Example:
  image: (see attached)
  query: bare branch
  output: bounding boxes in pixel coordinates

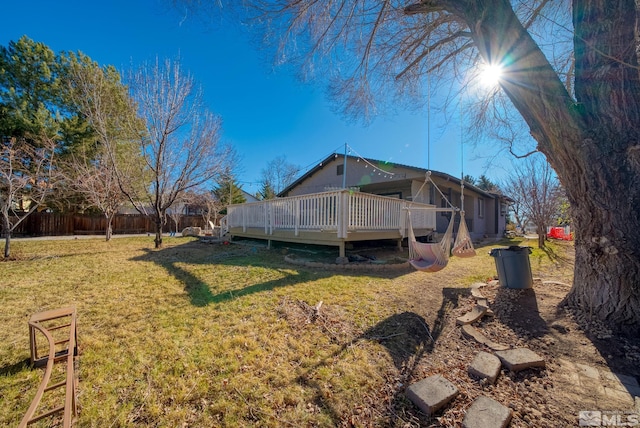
[1,136,59,257]
[404,1,444,16]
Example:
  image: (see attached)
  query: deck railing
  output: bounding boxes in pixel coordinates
[225,190,436,239]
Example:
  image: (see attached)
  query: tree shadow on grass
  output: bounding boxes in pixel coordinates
[131,240,409,307]
[293,287,466,426]
[132,244,329,307]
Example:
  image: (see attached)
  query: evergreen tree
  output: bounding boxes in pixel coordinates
[259,182,277,200]
[462,174,476,186]
[476,175,499,192]
[213,172,246,215]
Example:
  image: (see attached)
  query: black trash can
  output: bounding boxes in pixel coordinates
[489,246,533,289]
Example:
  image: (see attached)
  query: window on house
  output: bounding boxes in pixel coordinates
[441,194,450,218]
[478,198,485,218]
[337,164,344,176]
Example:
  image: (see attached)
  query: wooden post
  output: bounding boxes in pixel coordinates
[338,241,345,258]
[295,199,300,236]
[242,206,246,233]
[264,203,268,235]
[338,190,349,239]
[268,201,273,235]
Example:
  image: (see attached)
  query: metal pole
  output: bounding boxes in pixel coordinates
[342,143,348,189]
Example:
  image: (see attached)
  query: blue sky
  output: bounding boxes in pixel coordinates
[2,0,510,194]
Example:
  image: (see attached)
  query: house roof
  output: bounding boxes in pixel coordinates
[279,152,508,201]
[241,189,259,203]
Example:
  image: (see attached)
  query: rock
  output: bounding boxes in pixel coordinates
[181,226,202,236]
[406,374,459,416]
[495,348,546,372]
[463,395,512,428]
[461,325,510,351]
[468,351,502,385]
[476,298,489,308]
[471,288,485,299]
[456,305,488,325]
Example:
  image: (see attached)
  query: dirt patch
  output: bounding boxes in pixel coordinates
[279,240,640,426]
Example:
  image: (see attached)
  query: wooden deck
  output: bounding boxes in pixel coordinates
[223,190,437,257]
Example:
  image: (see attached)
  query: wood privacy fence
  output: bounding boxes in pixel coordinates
[8,212,205,237]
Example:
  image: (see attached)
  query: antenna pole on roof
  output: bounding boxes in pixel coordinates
[427,56,431,170]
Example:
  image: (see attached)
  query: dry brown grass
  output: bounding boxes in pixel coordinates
[0,235,571,427]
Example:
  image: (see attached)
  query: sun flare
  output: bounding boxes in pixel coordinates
[480,63,503,87]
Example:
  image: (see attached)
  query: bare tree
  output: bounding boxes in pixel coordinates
[65,53,141,241]
[167,199,185,237]
[259,155,300,197]
[125,58,231,248]
[504,184,528,236]
[505,156,561,248]
[177,0,640,335]
[66,153,125,240]
[0,136,57,258]
[189,188,223,233]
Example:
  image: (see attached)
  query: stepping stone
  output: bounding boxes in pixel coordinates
[462,395,512,428]
[406,374,459,416]
[456,305,488,325]
[602,371,640,396]
[471,288,485,299]
[495,348,546,372]
[468,351,502,385]
[461,325,510,351]
[476,298,488,308]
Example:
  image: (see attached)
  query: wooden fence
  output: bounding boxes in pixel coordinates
[8,213,205,237]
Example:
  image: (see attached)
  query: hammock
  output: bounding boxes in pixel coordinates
[452,211,476,258]
[407,210,456,272]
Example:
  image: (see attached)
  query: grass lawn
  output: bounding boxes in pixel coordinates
[0,235,541,427]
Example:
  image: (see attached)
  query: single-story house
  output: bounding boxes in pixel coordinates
[278,153,510,240]
[221,152,510,257]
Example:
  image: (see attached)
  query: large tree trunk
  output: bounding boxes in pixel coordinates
[455,0,640,335]
[563,0,640,336]
[565,154,640,336]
